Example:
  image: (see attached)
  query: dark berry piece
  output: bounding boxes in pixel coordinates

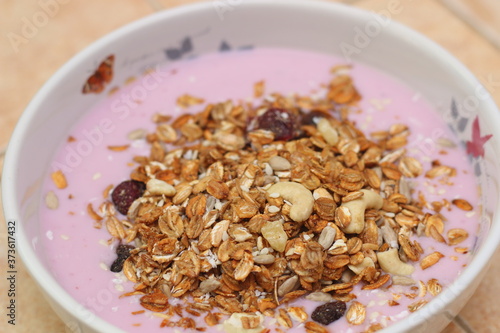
[111,180,146,215]
[110,257,126,272]
[301,110,330,126]
[110,244,134,273]
[256,108,298,141]
[116,244,134,257]
[311,301,347,326]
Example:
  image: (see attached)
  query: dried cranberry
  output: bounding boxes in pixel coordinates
[256,108,298,141]
[301,110,330,126]
[110,244,134,273]
[111,180,146,215]
[311,301,346,325]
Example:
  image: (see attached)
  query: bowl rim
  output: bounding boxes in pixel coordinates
[3,0,500,332]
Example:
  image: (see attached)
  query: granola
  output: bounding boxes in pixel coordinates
[91,68,473,331]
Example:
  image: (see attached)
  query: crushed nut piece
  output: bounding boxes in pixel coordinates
[51,170,68,189]
[45,191,59,210]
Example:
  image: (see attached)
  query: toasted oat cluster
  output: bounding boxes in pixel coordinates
[88,69,471,332]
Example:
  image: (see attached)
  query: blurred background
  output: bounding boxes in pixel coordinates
[1,0,500,332]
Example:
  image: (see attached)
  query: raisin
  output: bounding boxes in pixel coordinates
[110,244,134,273]
[116,244,134,257]
[110,258,125,272]
[311,301,347,326]
[256,108,298,141]
[111,180,146,215]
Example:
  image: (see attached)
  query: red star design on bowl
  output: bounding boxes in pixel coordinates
[466,116,492,158]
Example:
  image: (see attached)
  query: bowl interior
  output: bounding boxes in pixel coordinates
[4,1,500,332]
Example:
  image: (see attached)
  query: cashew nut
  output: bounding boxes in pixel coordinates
[317,118,339,146]
[267,182,314,222]
[339,189,383,234]
[348,257,375,275]
[147,179,176,196]
[223,313,264,333]
[376,248,415,276]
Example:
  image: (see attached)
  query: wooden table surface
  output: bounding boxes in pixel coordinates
[1,0,500,332]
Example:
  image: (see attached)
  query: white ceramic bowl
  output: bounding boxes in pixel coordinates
[3,1,500,332]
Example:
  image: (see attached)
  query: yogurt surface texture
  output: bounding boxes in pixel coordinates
[40,48,479,332]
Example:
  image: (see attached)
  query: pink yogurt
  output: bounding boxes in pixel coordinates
[39,48,479,332]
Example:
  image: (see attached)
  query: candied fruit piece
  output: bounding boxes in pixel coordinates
[110,244,134,272]
[256,108,298,141]
[311,301,347,325]
[111,180,146,215]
